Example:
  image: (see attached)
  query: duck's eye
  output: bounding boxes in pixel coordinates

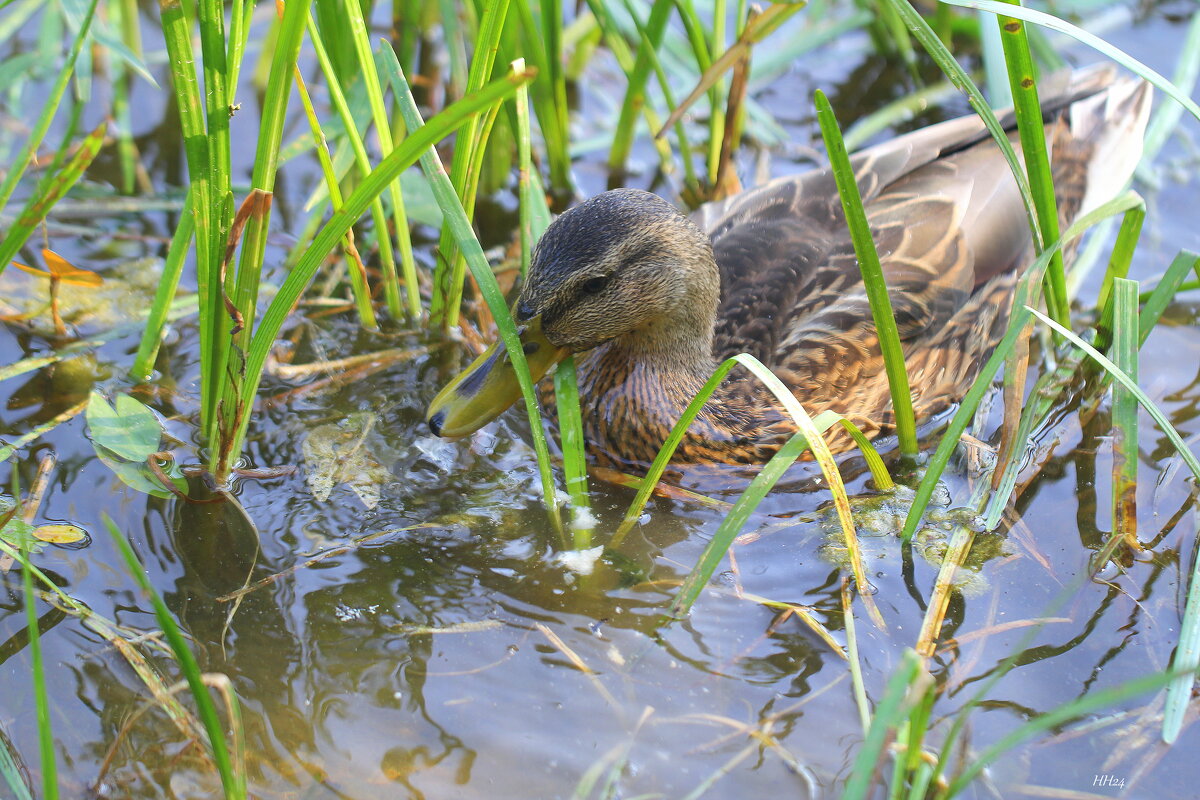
[581,276,609,295]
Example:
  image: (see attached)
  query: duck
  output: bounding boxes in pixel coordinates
[426,67,1151,470]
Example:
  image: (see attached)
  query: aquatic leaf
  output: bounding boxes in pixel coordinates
[0,508,41,554]
[302,414,388,509]
[92,446,185,500]
[86,392,162,462]
[32,523,86,545]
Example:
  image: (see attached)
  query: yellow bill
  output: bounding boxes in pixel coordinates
[426,317,568,438]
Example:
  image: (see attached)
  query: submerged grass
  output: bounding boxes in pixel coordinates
[19,543,57,800]
[102,514,245,799]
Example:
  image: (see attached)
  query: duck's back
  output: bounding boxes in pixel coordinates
[692,68,1151,437]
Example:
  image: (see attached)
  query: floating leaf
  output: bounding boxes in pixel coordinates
[32,523,86,544]
[302,413,388,510]
[92,445,186,500]
[86,391,162,462]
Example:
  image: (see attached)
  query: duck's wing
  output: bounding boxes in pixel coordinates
[700,66,1147,426]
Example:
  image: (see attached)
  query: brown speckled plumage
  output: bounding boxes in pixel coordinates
[521,69,1151,469]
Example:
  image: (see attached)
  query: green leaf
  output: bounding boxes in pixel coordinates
[92,444,185,500]
[85,392,163,462]
[0,503,41,554]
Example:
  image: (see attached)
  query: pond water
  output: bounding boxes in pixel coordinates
[1,3,1199,799]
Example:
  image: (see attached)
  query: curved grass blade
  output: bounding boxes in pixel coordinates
[948,0,1200,124]
[1024,306,1200,500]
[614,353,886,626]
[879,0,1041,247]
[102,515,245,799]
[388,64,565,529]
[945,667,1184,796]
[900,191,1145,542]
[814,89,917,459]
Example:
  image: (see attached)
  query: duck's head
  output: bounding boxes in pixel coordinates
[426,189,719,438]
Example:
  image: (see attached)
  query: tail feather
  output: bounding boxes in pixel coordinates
[1071,78,1153,217]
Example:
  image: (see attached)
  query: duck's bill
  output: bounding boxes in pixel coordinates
[426,318,568,438]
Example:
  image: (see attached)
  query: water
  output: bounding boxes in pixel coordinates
[1,3,1199,798]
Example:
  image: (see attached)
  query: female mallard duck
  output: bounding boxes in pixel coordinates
[427,68,1151,469]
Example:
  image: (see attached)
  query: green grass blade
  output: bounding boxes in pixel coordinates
[343,1,415,319]
[131,193,196,381]
[102,515,244,799]
[19,546,57,800]
[304,11,393,321]
[1025,305,1200,485]
[948,0,1200,125]
[1137,9,1200,181]
[607,0,672,174]
[554,356,590,546]
[1094,205,1145,352]
[879,0,1041,246]
[669,430,812,617]
[1139,250,1200,347]
[657,2,804,137]
[293,45,377,329]
[1164,509,1200,743]
[210,0,307,480]
[582,0,674,179]
[0,119,105,273]
[1109,278,1139,550]
[159,0,217,440]
[0,0,97,212]
[841,649,928,800]
[0,732,33,800]
[1017,310,1200,736]
[613,352,884,626]
[814,89,917,459]
[429,0,514,328]
[229,0,308,324]
[946,667,1182,796]
[514,56,549,275]
[617,0,700,195]
[992,2,1067,327]
[385,61,568,529]
[900,191,1145,541]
